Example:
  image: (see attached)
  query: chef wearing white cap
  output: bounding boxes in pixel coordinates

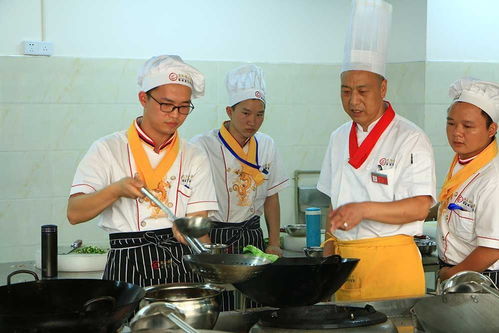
[191,64,289,310]
[437,78,499,285]
[318,0,436,301]
[67,55,218,286]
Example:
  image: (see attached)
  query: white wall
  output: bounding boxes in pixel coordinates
[1,0,427,63]
[427,0,499,62]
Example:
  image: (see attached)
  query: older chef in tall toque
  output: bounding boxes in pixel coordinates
[317,0,436,301]
[437,78,499,284]
[191,64,289,310]
[67,55,218,286]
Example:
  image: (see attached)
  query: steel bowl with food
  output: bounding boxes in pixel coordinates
[140,282,223,329]
[284,224,307,237]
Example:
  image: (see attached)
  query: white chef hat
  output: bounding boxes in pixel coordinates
[137,55,205,98]
[449,77,499,123]
[226,64,266,106]
[342,0,392,77]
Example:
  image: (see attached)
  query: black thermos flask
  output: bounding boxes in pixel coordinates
[41,224,58,278]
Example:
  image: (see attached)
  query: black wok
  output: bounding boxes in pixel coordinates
[0,270,145,333]
[233,255,359,308]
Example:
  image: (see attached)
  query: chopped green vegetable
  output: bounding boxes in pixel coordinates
[243,245,278,262]
[73,245,107,254]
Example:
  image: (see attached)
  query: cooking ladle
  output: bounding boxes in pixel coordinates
[442,270,499,299]
[140,187,211,254]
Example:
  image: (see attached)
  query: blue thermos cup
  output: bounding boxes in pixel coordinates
[306,207,321,247]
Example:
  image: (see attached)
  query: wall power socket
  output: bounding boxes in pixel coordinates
[23,40,54,56]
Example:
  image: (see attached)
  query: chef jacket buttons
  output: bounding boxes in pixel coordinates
[170,176,176,180]
[141,220,147,227]
[167,202,173,208]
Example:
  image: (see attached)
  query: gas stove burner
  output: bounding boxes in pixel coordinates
[257,304,388,330]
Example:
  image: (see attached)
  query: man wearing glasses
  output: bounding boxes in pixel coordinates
[67,55,218,286]
[191,64,289,310]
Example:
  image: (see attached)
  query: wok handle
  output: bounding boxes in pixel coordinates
[7,270,39,285]
[167,313,199,333]
[141,187,176,220]
[82,296,116,312]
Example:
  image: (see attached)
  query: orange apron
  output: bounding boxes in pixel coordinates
[326,234,425,301]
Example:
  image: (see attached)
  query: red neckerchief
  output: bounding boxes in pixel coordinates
[348,102,396,169]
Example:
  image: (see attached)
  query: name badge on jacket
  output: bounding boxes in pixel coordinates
[371,172,388,185]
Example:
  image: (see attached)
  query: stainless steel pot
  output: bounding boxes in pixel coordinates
[140,283,223,329]
[412,293,499,333]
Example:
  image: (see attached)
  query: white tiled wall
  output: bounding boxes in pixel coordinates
[1,56,498,262]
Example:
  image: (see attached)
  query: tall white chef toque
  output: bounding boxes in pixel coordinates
[137,55,205,98]
[342,0,393,77]
[449,78,499,123]
[226,64,266,106]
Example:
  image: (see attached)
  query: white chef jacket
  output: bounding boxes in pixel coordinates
[191,129,289,222]
[438,155,499,270]
[70,128,218,233]
[317,112,436,240]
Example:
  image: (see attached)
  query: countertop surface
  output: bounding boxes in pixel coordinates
[0,261,104,286]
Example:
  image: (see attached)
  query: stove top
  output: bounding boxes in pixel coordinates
[249,304,397,333]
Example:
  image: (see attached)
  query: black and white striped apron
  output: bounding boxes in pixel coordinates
[439,259,499,286]
[103,228,202,287]
[210,215,264,311]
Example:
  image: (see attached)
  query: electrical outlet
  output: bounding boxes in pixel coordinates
[23,40,54,56]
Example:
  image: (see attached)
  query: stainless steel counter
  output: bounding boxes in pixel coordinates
[0,260,104,286]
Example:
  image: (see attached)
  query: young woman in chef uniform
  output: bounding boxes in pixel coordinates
[437,78,499,285]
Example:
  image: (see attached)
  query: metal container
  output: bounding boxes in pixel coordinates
[140,283,223,329]
[284,224,307,237]
[303,246,324,258]
[203,243,229,254]
[412,293,499,333]
[414,236,437,256]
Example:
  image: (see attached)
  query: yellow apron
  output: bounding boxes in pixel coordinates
[328,234,425,301]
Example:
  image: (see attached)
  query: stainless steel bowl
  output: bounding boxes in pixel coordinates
[140,283,223,329]
[303,246,323,258]
[414,236,437,256]
[203,243,228,254]
[285,224,307,237]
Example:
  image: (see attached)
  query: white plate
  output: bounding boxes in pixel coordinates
[35,249,107,272]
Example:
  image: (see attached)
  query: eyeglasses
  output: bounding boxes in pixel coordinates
[147,93,195,115]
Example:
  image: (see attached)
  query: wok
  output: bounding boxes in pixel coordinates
[412,293,499,333]
[183,253,271,284]
[233,255,359,308]
[0,270,145,333]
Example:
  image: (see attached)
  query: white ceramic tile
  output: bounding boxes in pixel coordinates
[390,102,426,129]
[0,199,52,248]
[0,104,53,151]
[385,62,425,104]
[0,57,143,104]
[0,151,53,200]
[424,104,449,146]
[425,62,499,104]
[180,103,219,140]
[48,151,83,197]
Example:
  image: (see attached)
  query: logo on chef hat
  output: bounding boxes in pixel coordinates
[255,91,262,98]
[169,72,178,81]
